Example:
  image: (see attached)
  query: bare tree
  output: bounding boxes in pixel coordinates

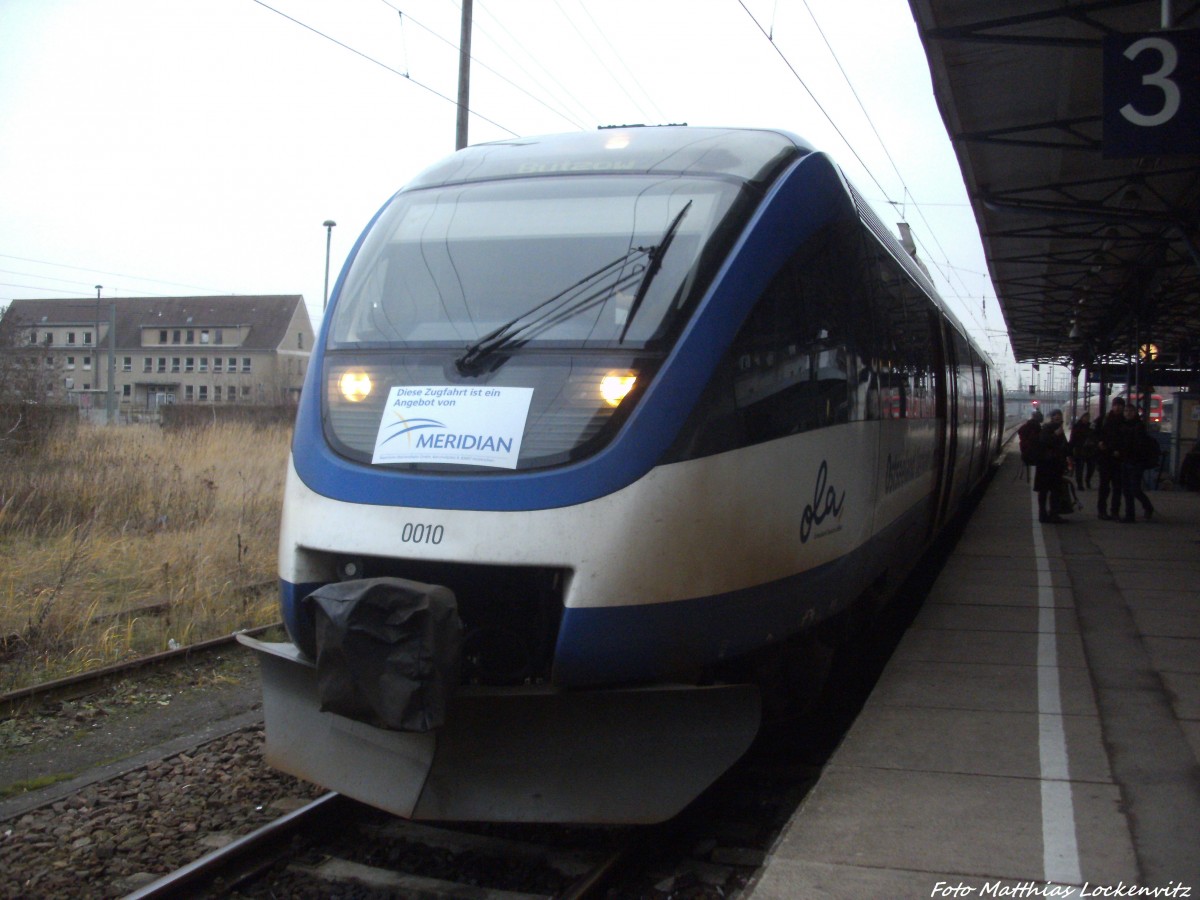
[0,305,67,452]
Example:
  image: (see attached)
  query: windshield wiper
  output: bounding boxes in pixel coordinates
[618,201,691,342]
[454,248,649,374]
[454,201,692,375]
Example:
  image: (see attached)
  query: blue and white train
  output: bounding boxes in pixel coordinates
[241,126,1003,824]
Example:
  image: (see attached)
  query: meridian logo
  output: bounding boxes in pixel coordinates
[378,413,515,454]
[416,432,514,453]
[379,414,446,448]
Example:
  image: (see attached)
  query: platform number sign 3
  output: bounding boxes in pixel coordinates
[1103,30,1200,157]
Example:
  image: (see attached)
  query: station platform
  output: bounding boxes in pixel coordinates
[746,453,1200,899]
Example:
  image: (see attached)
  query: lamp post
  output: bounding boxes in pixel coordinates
[323,220,337,310]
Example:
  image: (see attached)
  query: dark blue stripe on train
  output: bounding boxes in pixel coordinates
[290,153,853,512]
[278,489,932,684]
[552,498,925,686]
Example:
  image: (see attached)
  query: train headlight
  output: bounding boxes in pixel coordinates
[599,373,637,407]
[338,371,373,403]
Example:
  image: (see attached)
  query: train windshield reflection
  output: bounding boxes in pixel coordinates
[327,176,737,351]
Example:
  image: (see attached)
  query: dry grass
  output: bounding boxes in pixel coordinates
[0,421,290,690]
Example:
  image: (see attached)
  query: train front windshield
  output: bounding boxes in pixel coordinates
[323,175,745,471]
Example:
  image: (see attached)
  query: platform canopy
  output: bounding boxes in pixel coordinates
[908,0,1200,371]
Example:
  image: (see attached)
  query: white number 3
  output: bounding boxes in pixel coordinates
[1121,37,1182,127]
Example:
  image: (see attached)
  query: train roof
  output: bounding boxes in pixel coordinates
[406,126,814,191]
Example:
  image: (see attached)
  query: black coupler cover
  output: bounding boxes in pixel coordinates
[304,578,463,732]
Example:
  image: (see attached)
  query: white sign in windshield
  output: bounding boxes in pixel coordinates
[371,385,534,469]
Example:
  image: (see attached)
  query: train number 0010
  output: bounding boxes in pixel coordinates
[400,523,444,544]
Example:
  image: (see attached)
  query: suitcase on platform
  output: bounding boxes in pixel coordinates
[1052,477,1080,515]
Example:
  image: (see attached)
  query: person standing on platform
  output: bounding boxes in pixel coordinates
[1115,403,1155,523]
[1017,409,1044,479]
[1068,411,1096,490]
[1095,397,1125,520]
[1035,409,1069,523]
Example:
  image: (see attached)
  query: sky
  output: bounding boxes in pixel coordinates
[0,0,1020,380]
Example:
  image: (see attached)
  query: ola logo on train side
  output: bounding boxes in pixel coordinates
[800,460,845,543]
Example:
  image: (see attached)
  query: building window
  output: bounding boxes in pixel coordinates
[83,356,91,370]
[66,356,76,369]
[43,332,52,345]
[45,357,53,367]
[241,385,252,398]
[213,357,223,373]
[84,332,92,345]
[143,357,152,373]
[68,332,76,345]
[228,387,237,403]
[198,385,208,402]
[122,356,132,372]
[28,329,37,344]
[157,357,167,373]
[185,385,194,402]
[122,384,132,399]
[65,377,74,389]
[172,330,181,344]
[242,357,252,373]
[199,357,208,373]
[215,328,224,345]
[298,332,304,350]
[159,329,168,344]
[171,357,181,373]
[187,329,195,344]
[200,330,210,344]
[185,357,194,373]
[214,385,222,402]
[228,357,237,372]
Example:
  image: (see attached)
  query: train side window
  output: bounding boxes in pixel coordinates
[664,218,872,461]
[730,221,867,441]
[867,245,937,419]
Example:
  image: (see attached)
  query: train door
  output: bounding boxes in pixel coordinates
[963,346,984,485]
[978,358,992,479]
[956,337,977,487]
[994,379,1005,458]
[929,311,954,537]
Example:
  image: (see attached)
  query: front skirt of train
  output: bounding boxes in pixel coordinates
[237,623,760,825]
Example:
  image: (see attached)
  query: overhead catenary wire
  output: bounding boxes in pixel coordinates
[250,0,518,138]
[553,0,667,125]
[468,0,606,130]
[566,0,668,124]
[738,0,998,340]
[380,0,590,131]
[800,1,909,203]
[0,254,230,300]
[808,0,993,337]
[734,1,893,206]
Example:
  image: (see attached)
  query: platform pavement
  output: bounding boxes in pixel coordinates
[744,454,1200,900]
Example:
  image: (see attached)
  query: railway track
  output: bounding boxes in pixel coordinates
[115,713,828,899]
[126,792,634,899]
[0,624,280,720]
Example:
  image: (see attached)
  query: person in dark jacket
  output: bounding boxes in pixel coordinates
[1016,410,1044,479]
[1114,403,1155,523]
[1034,409,1069,523]
[1068,412,1096,490]
[1095,397,1125,520]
